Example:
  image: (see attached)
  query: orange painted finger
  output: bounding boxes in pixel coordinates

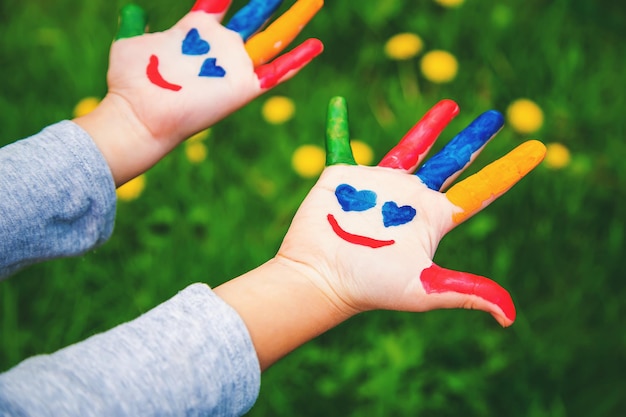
[445,140,546,224]
[245,0,323,66]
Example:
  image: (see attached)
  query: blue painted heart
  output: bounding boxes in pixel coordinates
[182,28,210,55]
[335,184,377,212]
[382,201,416,227]
[199,58,226,78]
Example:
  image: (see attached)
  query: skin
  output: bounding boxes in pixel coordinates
[74,0,324,186]
[216,97,546,370]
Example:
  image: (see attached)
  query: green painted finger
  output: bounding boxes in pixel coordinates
[115,4,147,40]
[326,97,356,166]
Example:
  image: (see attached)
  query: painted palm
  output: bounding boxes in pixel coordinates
[278,97,546,326]
[107,0,323,146]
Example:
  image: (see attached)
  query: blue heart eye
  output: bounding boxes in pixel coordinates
[182,28,210,55]
[199,58,226,78]
[382,201,416,227]
[335,184,377,212]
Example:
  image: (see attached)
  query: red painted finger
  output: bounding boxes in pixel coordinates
[378,100,460,172]
[254,38,323,89]
[420,263,516,327]
[190,0,232,18]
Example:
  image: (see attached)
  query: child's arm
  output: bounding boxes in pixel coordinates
[74,0,323,186]
[215,97,547,370]
[0,98,545,414]
[0,0,322,278]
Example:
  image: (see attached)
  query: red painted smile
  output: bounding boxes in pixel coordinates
[327,214,395,248]
[147,54,183,91]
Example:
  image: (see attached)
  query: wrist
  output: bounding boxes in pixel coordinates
[73,93,158,187]
[214,257,357,370]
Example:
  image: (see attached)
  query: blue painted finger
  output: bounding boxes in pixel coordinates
[225,0,283,41]
[415,110,504,191]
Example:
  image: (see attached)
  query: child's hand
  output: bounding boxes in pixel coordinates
[76,0,323,185]
[277,97,546,327]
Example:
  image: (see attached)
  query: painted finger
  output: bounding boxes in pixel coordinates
[416,110,504,191]
[190,0,233,20]
[420,263,516,327]
[245,0,324,67]
[255,38,323,89]
[325,97,357,166]
[446,140,546,225]
[115,4,147,40]
[378,100,460,171]
[226,0,283,41]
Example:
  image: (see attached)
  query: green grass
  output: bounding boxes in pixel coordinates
[1,0,626,416]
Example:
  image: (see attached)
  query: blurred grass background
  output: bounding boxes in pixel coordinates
[1,0,625,415]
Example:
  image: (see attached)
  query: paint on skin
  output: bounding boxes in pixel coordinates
[416,110,504,191]
[327,214,395,248]
[245,0,324,66]
[182,29,211,55]
[329,183,416,246]
[191,0,232,14]
[335,184,377,211]
[116,4,147,40]
[254,38,323,89]
[446,140,546,224]
[420,263,516,323]
[382,201,416,227]
[378,100,459,171]
[325,97,357,166]
[226,0,284,41]
[199,58,226,77]
[146,55,183,91]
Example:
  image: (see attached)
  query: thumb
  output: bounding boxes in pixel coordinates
[419,263,516,327]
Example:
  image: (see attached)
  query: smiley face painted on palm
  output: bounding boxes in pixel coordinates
[328,183,417,248]
[114,1,324,96]
[147,28,227,91]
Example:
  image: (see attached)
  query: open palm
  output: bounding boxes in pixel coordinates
[106,0,323,151]
[278,97,546,327]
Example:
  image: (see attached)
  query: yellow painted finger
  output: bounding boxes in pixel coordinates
[446,140,546,224]
[245,0,323,66]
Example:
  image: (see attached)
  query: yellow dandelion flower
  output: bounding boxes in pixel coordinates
[188,129,211,143]
[292,144,325,178]
[184,129,210,164]
[116,174,146,201]
[73,97,100,117]
[506,98,544,134]
[351,140,374,165]
[262,96,296,125]
[420,50,458,83]
[434,0,465,8]
[543,142,571,170]
[384,33,423,60]
[185,142,208,164]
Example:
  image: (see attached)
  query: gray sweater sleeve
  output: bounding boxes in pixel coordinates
[0,283,262,417]
[0,121,116,278]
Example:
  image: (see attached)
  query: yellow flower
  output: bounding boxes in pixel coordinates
[434,0,465,8]
[185,129,210,163]
[543,142,571,170]
[420,50,458,83]
[384,33,423,60]
[506,99,544,134]
[262,96,296,124]
[185,142,208,164]
[116,174,146,201]
[187,129,211,143]
[351,140,374,165]
[73,97,100,117]
[292,144,325,178]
